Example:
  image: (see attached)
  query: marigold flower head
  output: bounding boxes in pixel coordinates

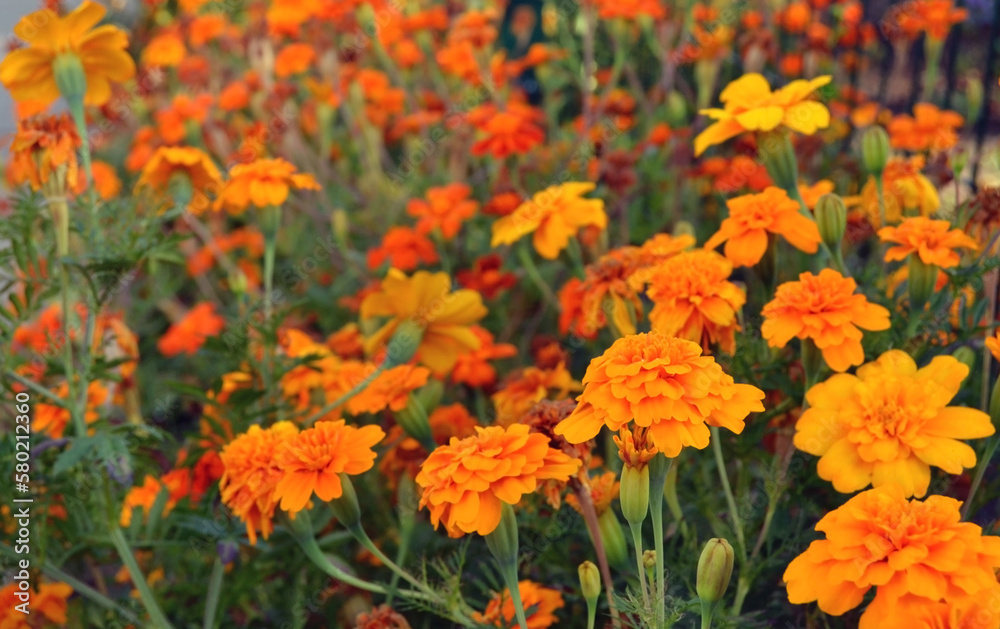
[783,485,1000,628]
[0,580,73,626]
[986,330,1000,363]
[877,216,977,269]
[451,326,517,388]
[704,187,822,267]
[468,101,546,159]
[7,113,82,195]
[415,424,582,537]
[215,158,320,214]
[142,30,186,68]
[491,182,607,259]
[473,580,564,628]
[456,254,518,300]
[694,74,831,156]
[366,227,439,271]
[219,422,299,544]
[274,43,316,78]
[795,350,993,497]
[346,364,431,415]
[0,1,136,107]
[406,184,479,239]
[119,469,191,526]
[555,333,765,457]
[889,104,964,153]
[157,302,225,357]
[35,380,108,438]
[273,420,385,515]
[360,269,488,375]
[762,269,891,373]
[593,0,667,20]
[860,156,940,228]
[565,470,620,516]
[353,605,413,629]
[492,362,581,426]
[642,249,746,354]
[137,146,223,214]
[893,0,968,41]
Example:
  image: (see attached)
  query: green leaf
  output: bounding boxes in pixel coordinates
[52,436,102,475]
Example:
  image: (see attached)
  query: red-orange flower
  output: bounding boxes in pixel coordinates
[473,580,564,628]
[346,364,431,415]
[274,43,316,77]
[492,363,580,426]
[416,424,581,537]
[888,104,964,153]
[157,302,225,357]
[555,333,765,457]
[367,227,439,271]
[6,113,81,195]
[451,326,517,388]
[407,184,479,239]
[456,255,518,299]
[877,216,978,269]
[273,420,385,514]
[469,101,546,159]
[761,269,892,372]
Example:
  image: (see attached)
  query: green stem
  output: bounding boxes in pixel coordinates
[109,525,174,628]
[962,435,1000,520]
[5,370,65,405]
[516,244,559,308]
[875,175,887,230]
[648,456,672,626]
[566,237,587,279]
[498,560,529,629]
[731,574,751,618]
[262,224,279,420]
[59,263,84,437]
[628,522,651,613]
[202,558,225,629]
[710,428,746,560]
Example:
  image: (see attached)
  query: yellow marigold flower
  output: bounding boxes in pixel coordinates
[473,580,564,628]
[219,422,299,545]
[986,330,1000,362]
[783,485,1000,629]
[704,187,822,267]
[554,333,765,457]
[141,30,186,68]
[137,146,223,214]
[7,113,81,195]
[794,350,993,497]
[490,182,607,259]
[360,269,488,375]
[761,269,891,373]
[415,424,582,537]
[860,156,940,227]
[642,249,746,354]
[694,73,831,156]
[215,158,321,214]
[877,216,978,268]
[273,420,385,515]
[0,1,135,106]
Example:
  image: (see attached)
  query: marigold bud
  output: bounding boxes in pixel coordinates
[597,509,628,569]
[396,395,434,451]
[861,126,890,176]
[672,221,696,240]
[966,72,984,122]
[53,53,88,104]
[330,473,361,529]
[643,550,656,570]
[665,90,688,126]
[758,130,799,191]
[814,193,847,250]
[697,538,734,605]
[484,502,520,566]
[385,319,424,367]
[907,256,938,313]
[619,464,650,526]
[990,378,1000,430]
[952,346,977,372]
[578,561,601,603]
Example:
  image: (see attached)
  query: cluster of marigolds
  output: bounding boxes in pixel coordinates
[3,0,1000,627]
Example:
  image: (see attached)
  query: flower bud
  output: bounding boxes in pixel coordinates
[330,474,362,529]
[53,53,88,104]
[578,561,601,603]
[952,346,977,372]
[665,90,688,127]
[396,397,434,452]
[597,509,628,569]
[484,502,520,566]
[907,256,938,313]
[672,221,696,240]
[619,464,650,526]
[332,208,350,251]
[966,71,984,122]
[758,130,799,191]
[643,550,656,570]
[384,319,424,367]
[697,538,734,605]
[814,193,847,250]
[990,378,1000,430]
[861,126,890,176]
[414,379,443,416]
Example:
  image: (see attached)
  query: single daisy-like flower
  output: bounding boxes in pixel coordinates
[877,216,978,268]
[7,114,81,195]
[407,183,479,239]
[491,182,607,260]
[137,146,223,214]
[794,350,994,497]
[473,580,564,628]
[215,158,320,214]
[761,269,891,373]
[859,156,940,228]
[554,333,765,457]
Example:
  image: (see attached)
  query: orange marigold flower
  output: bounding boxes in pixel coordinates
[451,326,517,388]
[492,362,581,426]
[154,93,213,144]
[473,580,564,628]
[157,302,225,357]
[6,113,82,195]
[889,103,964,153]
[797,179,835,210]
[219,80,251,111]
[642,249,746,354]
[89,160,122,200]
[219,422,298,544]
[565,470,620,515]
[142,30,186,68]
[762,269,891,372]
[0,580,73,626]
[484,191,523,217]
[794,350,993,497]
[34,380,109,438]
[379,403,479,492]
[783,485,1000,629]
[0,1,136,107]
[469,101,546,159]
[215,158,321,214]
[274,43,316,78]
[592,0,666,20]
[694,74,831,156]
[347,364,431,415]
[366,226,439,271]
[416,424,582,537]
[877,216,977,268]
[137,146,223,214]
[188,14,229,47]
[491,182,607,259]
[456,254,518,300]
[406,183,478,239]
[986,330,1000,362]
[327,323,365,360]
[279,329,342,411]
[704,186,822,267]
[860,156,940,227]
[360,269,488,375]
[354,605,413,629]
[273,420,385,514]
[554,333,765,457]
[892,0,968,41]
[119,469,191,526]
